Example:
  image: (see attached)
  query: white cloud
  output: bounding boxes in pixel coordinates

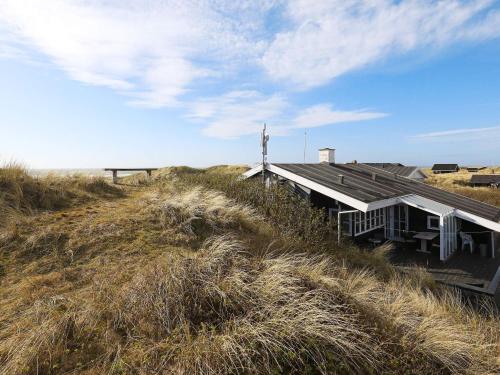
[5,0,499,104]
[410,125,500,142]
[0,0,270,106]
[1,0,499,139]
[189,91,289,138]
[190,92,387,138]
[262,0,500,88]
[291,104,387,129]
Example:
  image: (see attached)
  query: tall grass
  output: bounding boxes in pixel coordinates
[1,166,498,374]
[174,169,335,250]
[2,235,498,374]
[424,168,500,206]
[110,236,379,374]
[0,162,123,226]
[149,186,258,237]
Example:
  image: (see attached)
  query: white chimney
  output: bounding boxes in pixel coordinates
[319,148,335,164]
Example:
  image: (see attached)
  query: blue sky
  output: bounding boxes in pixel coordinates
[1,0,500,168]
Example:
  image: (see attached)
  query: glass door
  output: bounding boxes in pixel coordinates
[394,204,407,240]
[388,204,407,240]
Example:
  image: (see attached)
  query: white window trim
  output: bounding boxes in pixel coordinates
[353,208,385,236]
[427,215,440,230]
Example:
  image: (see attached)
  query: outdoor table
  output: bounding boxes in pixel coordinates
[413,232,439,253]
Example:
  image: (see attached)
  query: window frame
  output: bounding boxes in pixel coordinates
[427,215,440,230]
[353,208,385,236]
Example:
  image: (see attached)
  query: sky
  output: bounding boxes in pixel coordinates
[1,0,500,168]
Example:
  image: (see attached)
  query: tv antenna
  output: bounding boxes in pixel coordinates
[261,123,269,182]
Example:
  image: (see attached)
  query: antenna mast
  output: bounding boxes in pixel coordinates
[261,123,269,183]
[303,129,307,163]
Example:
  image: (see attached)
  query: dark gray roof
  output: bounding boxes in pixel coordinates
[470,175,500,185]
[432,164,459,171]
[364,163,404,167]
[364,163,423,178]
[272,163,500,222]
[466,166,486,171]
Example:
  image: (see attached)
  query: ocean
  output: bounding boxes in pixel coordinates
[27,169,133,178]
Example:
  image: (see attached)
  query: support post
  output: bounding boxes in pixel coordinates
[337,211,341,244]
[112,170,118,184]
[439,215,445,261]
[388,206,395,240]
[492,232,496,259]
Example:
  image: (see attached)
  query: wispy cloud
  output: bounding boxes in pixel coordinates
[0,0,269,107]
[291,104,387,129]
[262,0,500,88]
[1,1,499,138]
[410,125,500,142]
[189,91,289,138]
[189,92,387,138]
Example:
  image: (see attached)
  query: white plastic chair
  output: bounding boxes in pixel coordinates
[459,232,474,253]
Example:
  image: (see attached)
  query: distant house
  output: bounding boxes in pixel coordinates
[470,175,500,188]
[466,166,486,173]
[365,163,427,181]
[432,164,460,174]
[364,163,404,167]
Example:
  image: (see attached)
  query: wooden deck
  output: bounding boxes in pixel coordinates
[388,245,500,300]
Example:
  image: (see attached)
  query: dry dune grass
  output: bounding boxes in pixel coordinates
[108,237,378,374]
[148,186,259,238]
[0,168,499,374]
[424,167,500,206]
[0,163,123,226]
[2,235,498,374]
[205,164,249,175]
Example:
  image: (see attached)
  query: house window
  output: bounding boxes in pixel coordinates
[353,208,385,236]
[427,216,440,230]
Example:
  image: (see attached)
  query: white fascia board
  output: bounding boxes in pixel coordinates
[242,164,263,179]
[365,197,400,211]
[455,210,500,233]
[267,164,369,211]
[397,194,451,217]
[339,209,359,214]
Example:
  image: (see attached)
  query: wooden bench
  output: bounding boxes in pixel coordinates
[104,168,158,184]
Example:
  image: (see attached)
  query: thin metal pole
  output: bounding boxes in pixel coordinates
[337,203,342,244]
[492,232,496,259]
[262,123,266,183]
[337,211,341,244]
[303,129,306,164]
